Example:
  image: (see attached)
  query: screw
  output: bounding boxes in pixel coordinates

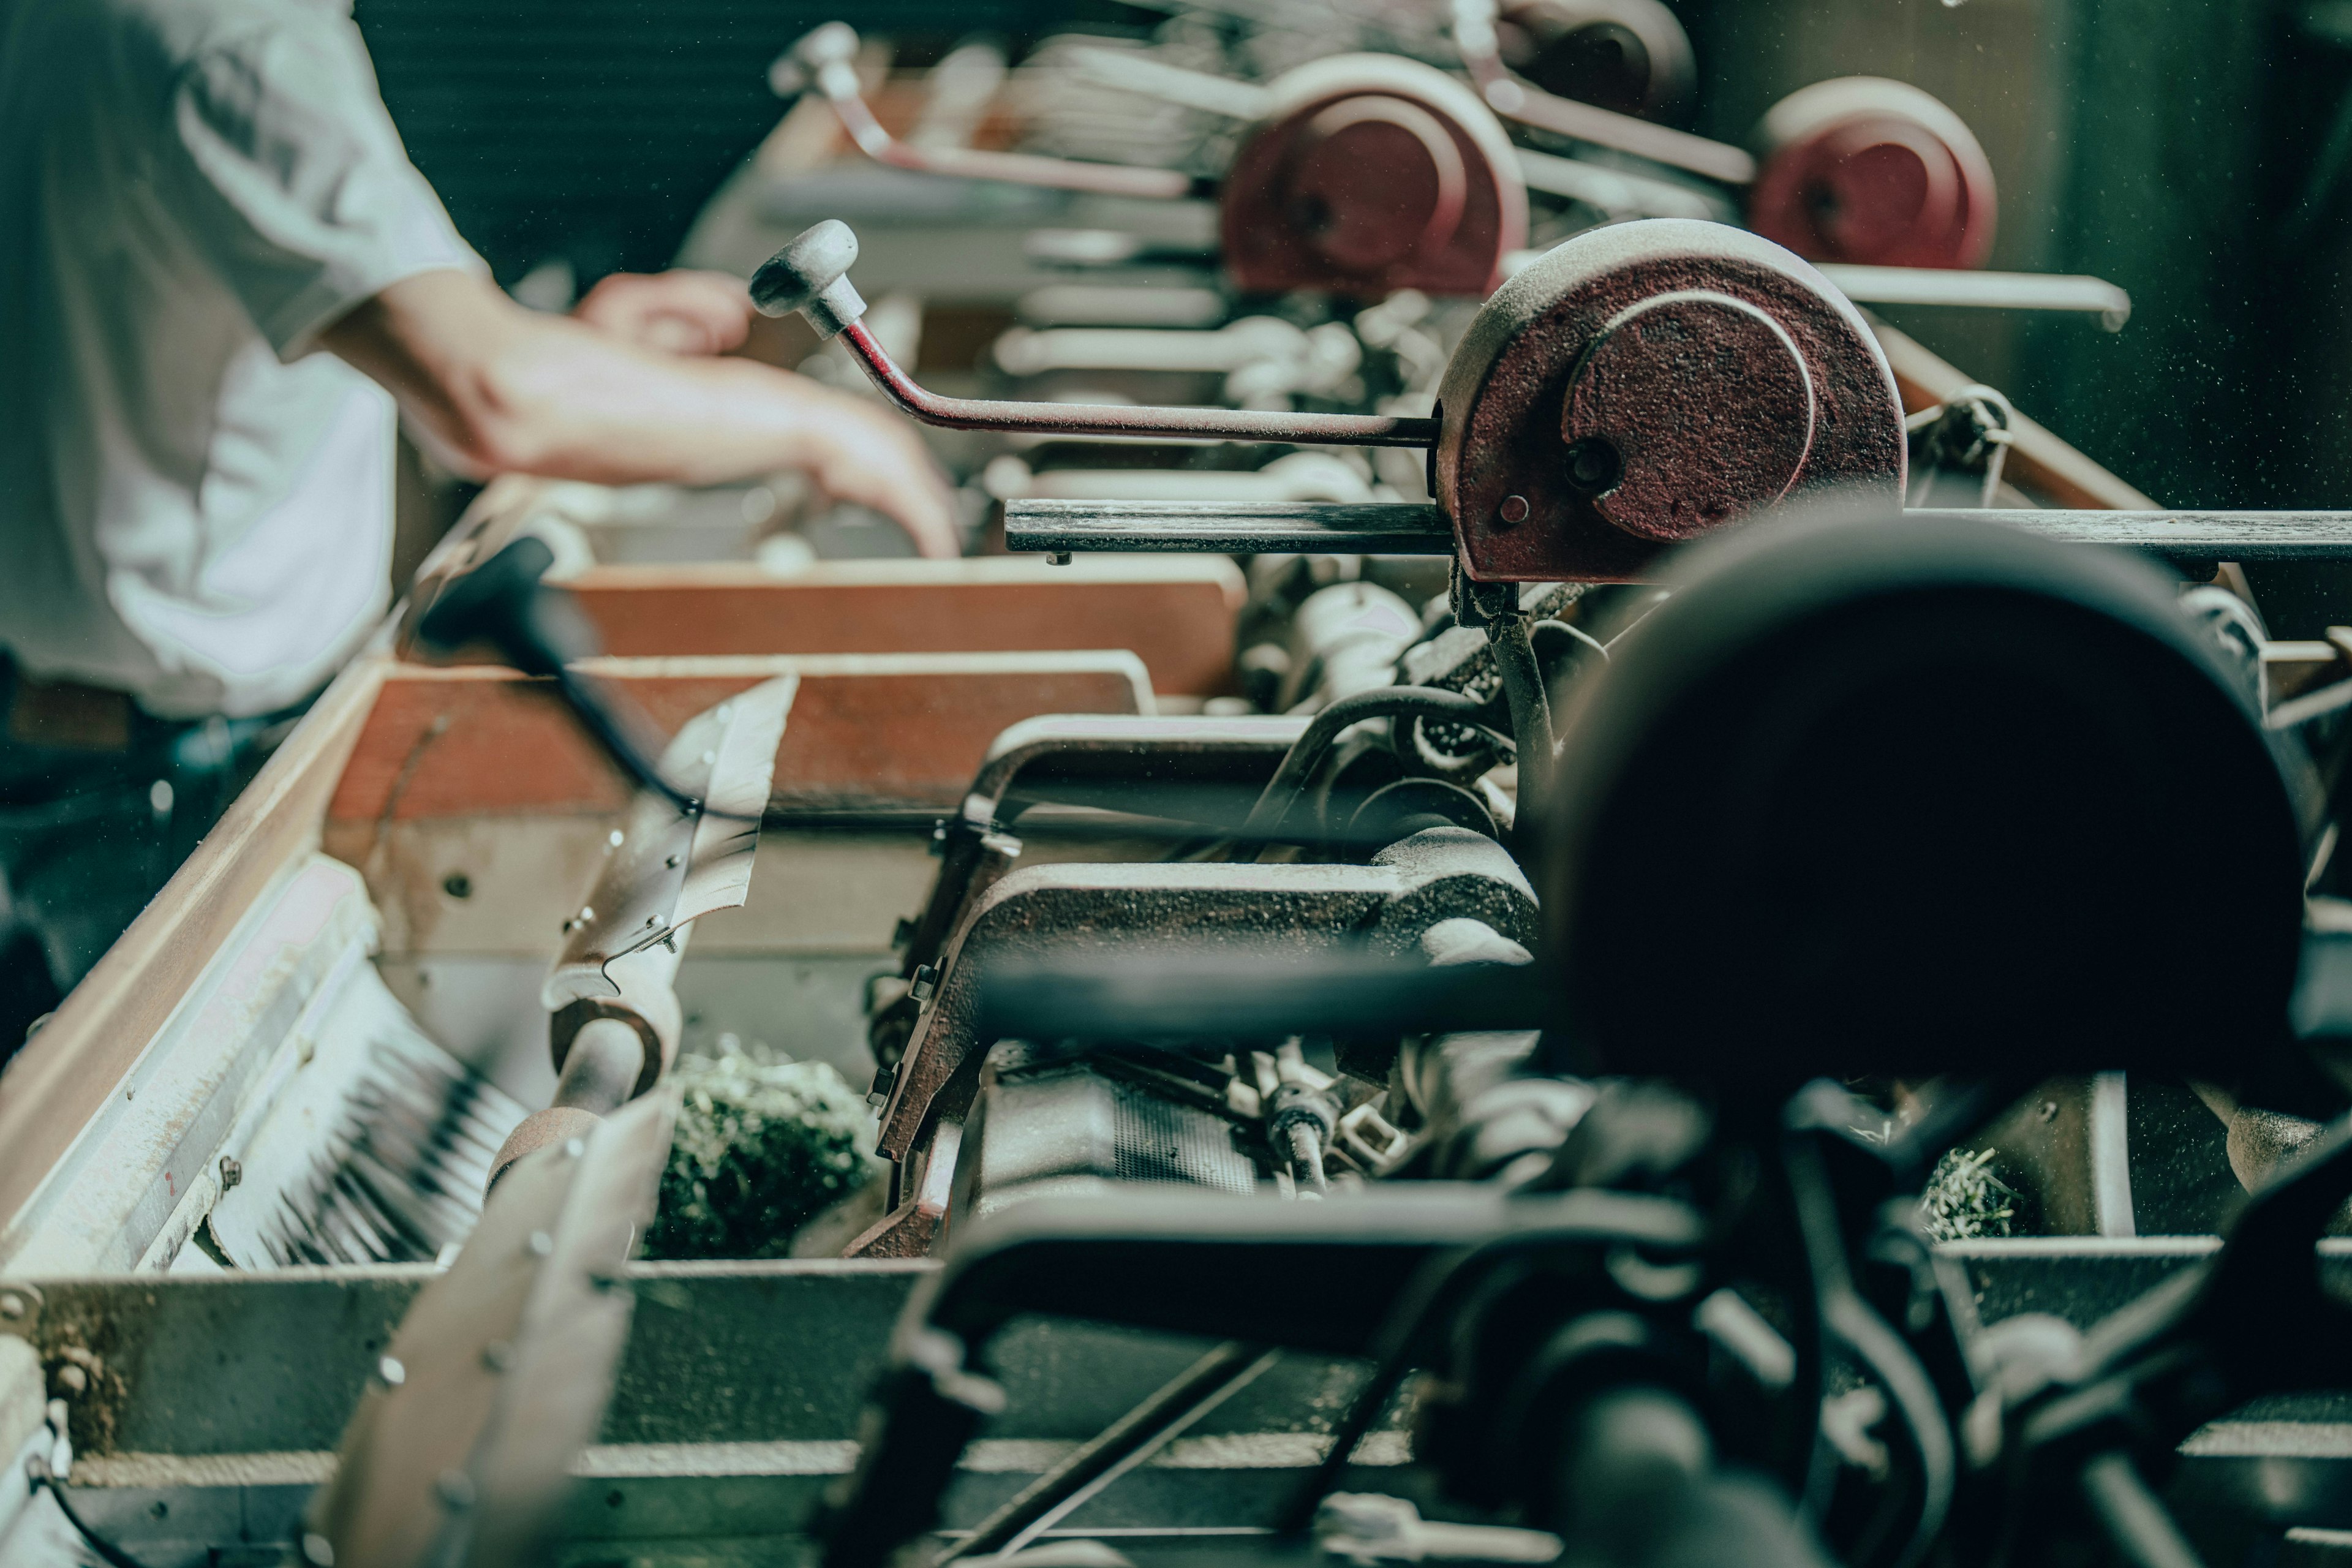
[1496,494,1531,527]
[563,1138,586,1159]
[527,1231,555,1257]
[219,1155,242,1190]
[377,1355,406,1387]
[1047,552,1072,567]
[608,829,626,849]
[434,1469,476,1512]
[1564,435,1623,497]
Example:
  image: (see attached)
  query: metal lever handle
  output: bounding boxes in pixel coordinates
[775,23,1196,200]
[1449,0,1754,185]
[752,221,1443,450]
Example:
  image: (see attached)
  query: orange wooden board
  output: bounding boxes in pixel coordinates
[327,652,1154,826]
[560,558,1243,696]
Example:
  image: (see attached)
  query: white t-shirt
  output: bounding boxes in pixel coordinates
[0,0,481,718]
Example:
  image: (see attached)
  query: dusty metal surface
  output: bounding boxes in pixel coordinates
[1435,219,1906,581]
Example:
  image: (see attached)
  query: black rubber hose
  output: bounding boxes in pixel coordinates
[1232,687,1508,858]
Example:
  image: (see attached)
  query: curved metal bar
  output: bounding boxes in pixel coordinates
[838,320,1444,448]
[794,29,1198,200]
[1450,0,1754,185]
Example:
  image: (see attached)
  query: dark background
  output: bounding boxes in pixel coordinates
[356,0,2352,616]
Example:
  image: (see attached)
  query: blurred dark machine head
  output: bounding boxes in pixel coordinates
[1539,505,2314,1085]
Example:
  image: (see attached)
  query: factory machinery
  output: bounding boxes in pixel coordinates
[14,6,2352,1566]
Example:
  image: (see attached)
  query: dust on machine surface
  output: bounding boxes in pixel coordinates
[9,4,2352,1567]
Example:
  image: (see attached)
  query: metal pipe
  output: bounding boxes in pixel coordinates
[1820,265,2132,329]
[1003,498,2352,566]
[552,1018,650,1119]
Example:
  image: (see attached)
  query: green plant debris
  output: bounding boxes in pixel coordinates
[644,1053,875,1260]
[1920,1147,2016,1242]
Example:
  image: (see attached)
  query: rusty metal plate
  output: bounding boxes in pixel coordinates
[1434,218,1906,582]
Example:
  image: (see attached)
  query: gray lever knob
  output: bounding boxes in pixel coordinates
[767,21,858,97]
[750,220,867,341]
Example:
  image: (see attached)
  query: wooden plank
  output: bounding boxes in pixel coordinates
[1872,320,2162,511]
[324,652,1155,834]
[563,557,1245,698]
[0,655,387,1236]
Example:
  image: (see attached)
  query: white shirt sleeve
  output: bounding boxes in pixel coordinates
[160,7,486,361]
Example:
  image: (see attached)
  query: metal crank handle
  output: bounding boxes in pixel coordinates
[750,222,1442,451]
[775,23,1196,201]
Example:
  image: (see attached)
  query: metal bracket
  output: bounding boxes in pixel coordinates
[0,1284,40,1340]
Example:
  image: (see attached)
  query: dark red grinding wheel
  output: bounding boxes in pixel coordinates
[1498,0,1697,124]
[1223,55,1528,298]
[1746,77,1997,271]
[1433,219,1906,583]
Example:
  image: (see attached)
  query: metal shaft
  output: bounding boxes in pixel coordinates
[837,322,1442,449]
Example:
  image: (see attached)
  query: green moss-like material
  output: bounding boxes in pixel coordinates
[1919,1147,2017,1243]
[644,1054,875,1260]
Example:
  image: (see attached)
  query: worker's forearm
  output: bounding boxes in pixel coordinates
[323,270,812,484]
[322,269,961,557]
[446,331,832,487]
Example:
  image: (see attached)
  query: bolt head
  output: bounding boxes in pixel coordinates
[434,1469,477,1512]
[377,1355,406,1387]
[1497,494,1531,527]
[527,1231,555,1258]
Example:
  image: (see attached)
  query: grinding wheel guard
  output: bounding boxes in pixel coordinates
[1219,55,1528,298]
[1434,219,1907,581]
[543,677,794,1091]
[780,26,1522,298]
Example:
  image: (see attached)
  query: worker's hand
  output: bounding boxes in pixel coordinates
[786,379,963,559]
[571,270,755,356]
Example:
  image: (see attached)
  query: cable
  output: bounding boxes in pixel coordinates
[28,1464,154,1568]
